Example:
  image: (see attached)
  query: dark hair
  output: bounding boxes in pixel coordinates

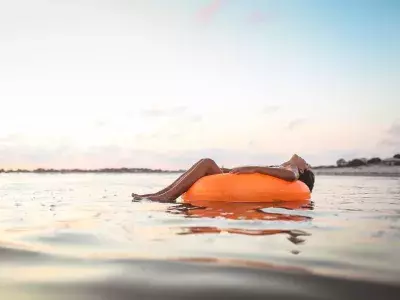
[298,169,315,192]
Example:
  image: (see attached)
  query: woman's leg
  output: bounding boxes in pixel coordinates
[144,158,222,202]
[132,159,207,199]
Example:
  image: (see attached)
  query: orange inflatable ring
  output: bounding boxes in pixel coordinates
[182,173,311,203]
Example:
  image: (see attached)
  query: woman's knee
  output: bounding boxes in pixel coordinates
[201,158,217,166]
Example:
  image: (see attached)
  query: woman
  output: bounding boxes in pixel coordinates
[132,154,315,202]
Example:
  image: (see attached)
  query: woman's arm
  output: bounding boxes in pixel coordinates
[230,166,299,182]
[254,166,298,181]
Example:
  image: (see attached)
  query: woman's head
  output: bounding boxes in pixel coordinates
[283,154,315,191]
[288,154,309,172]
[298,169,315,192]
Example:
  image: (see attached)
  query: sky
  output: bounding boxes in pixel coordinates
[0,0,399,169]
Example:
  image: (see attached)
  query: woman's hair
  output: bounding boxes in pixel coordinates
[298,169,315,192]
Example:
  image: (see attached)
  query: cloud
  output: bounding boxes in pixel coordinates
[0,136,357,169]
[162,148,285,169]
[0,144,281,170]
[303,149,366,166]
[287,118,307,130]
[94,120,107,127]
[381,139,398,146]
[388,122,400,135]
[381,121,400,147]
[0,141,173,170]
[247,11,272,25]
[0,143,75,169]
[190,114,203,123]
[196,0,227,23]
[0,133,24,145]
[262,105,280,114]
[134,132,161,141]
[141,106,188,117]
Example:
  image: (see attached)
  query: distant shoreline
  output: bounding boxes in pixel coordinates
[312,165,400,177]
[1,165,400,177]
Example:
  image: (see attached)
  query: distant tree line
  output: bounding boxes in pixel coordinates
[336,154,400,168]
[2,154,399,173]
[0,168,186,174]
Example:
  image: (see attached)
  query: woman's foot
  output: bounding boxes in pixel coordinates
[146,194,174,202]
[131,193,173,202]
[131,193,153,200]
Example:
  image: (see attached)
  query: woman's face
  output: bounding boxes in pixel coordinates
[288,154,309,172]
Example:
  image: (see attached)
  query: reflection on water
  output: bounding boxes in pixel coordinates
[0,173,400,298]
[167,201,312,244]
[169,200,313,220]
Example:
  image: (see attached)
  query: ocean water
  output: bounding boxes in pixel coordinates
[1,173,399,299]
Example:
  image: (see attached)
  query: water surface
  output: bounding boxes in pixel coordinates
[1,173,399,299]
